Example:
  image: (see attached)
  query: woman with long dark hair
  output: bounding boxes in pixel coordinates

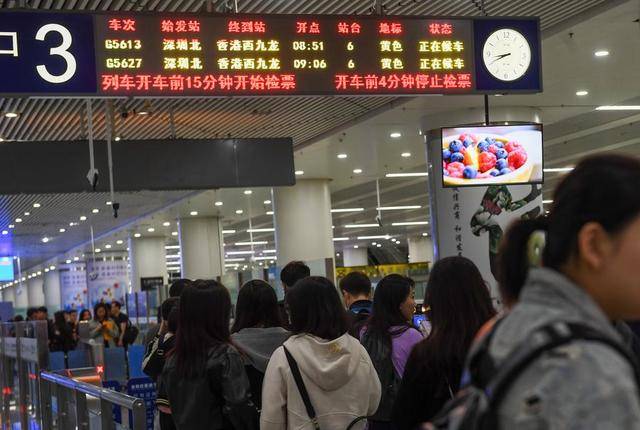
[392,257,496,428]
[361,274,422,429]
[50,310,76,352]
[161,280,256,429]
[88,303,119,348]
[231,280,289,408]
[481,154,640,427]
[261,276,381,430]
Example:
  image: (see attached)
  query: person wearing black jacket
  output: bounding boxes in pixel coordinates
[339,271,373,338]
[161,280,257,430]
[277,261,310,327]
[50,311,75,353]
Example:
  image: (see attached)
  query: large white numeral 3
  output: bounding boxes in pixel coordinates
[35,24,77,84]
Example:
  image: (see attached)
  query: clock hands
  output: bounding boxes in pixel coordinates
[490,53,512,65]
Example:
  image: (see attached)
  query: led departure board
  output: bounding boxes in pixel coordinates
[0,12,541,96]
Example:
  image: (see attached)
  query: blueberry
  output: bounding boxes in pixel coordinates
[500,168,512,176]
[496,158,508,170]
[478,141,490,152]
[450,152,464,163]
[449,140,463,153]
[443,170,449,176]
[463,166,478,179]
[489,169,500,177]
[496,149,508,159]
[494,141,505,149]
[463,138,474,148]
[442,149,452,161]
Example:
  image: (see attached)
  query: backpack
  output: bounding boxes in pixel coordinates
[122,321,139,345]
[424,319,640,430]
[361,329,402,422]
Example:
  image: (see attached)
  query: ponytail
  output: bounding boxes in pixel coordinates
[497,217,548,306]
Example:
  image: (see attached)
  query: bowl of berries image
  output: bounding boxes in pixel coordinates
[442,132,536,186]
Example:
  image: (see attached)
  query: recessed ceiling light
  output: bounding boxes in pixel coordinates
[337,153,348,159]
[114,136,121,142]
[95,248,101,253]
[163,221,170,227]
[190,211,198,216]
[92,208,99,214]
[0,138,3,142]
[106,201,112,206]
[15,218,22,223]
[295,170,304,176]
[353,168,363,174]
[147,227,155,232]
[59,228,66,233]
[263,200,271,205]
[376,243,382,248]
[354,245,359,249]
[1,231,6,235]
[401,152,412,158]
[422,232,429,237]
[171,231,178,236]
[390,132,402,138]
[134,233,141,238]
[44,268,49,273]
[73,256,79,261]
[79,216,87,221]
[4,112,18,118]
[105,244,112,249]
[594,50,609,57]
[8,224,14,229]
[33,203,41,208]
[214,201,223,206]
[41,237,49,243]
[575,90,589,96]
[23,212,30,216]
[65,259,72,264]
[236,209,244,214]
[116,240,124,245]
[596,105,640,111]
[244,190,253,195]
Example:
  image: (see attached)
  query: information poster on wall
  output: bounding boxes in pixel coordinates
[427,131,543,299]
[60,263,88,310]
[86,260,129,307]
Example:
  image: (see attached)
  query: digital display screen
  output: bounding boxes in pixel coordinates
[0,257,15,282]
[441,124,543,187]
[94,15,476,96]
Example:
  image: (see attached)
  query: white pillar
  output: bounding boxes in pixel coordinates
[15,283,28,309]
[273,179,334,269]
[129,236,167,292]
[44,269,62,310]
[343,247,368,267]
[408,236,434,263]
[27,277,45,307]
[178,217,224,280]
[4,286,15,305]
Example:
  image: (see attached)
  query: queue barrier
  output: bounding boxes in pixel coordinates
[40,370,147,429]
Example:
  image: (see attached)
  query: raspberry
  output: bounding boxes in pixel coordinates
[508,149,527,169]
[505,141,522,153]
[447,162,465,173]
[479,152,497,172]
[449,170,463,178]
[488,144,499,154]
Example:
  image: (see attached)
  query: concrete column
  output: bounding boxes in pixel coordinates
[4,286,15,305]
[27,277,45,307]
[408,236,434,263]
[15,282,28,309]
[44,269,62,310]
[179,217,224,279]
[129,236,167,292]
[273,179,334,269]
[343,247,368,267]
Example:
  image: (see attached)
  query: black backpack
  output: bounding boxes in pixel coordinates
[122,321,139,345]
[425,320,640,430]
[361,329,403,422]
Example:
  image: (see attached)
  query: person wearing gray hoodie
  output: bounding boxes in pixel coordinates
[232,280,291,408]
[261,276,381,430]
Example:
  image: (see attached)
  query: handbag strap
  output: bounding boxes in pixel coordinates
[283,346,320,430]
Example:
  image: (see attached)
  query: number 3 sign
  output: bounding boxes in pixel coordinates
[0,12,96,94]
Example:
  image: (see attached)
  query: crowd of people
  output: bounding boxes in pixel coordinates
[9,300,134,352]
[136,154,640,430]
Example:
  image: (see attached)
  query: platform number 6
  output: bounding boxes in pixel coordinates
[35,23,77,84]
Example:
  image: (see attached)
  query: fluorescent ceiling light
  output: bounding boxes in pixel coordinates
[235,209,244,215]
[171,231,178,236]
[392,221,430,226]
[401,152,412,158]
[266,211,274,215]
[59,228,66,233]
[166,262,181,266]
[105,244,112,249]
[92,208,99,214]
[542,200,553,204]
[33,203,41,208]
[215,201,223,206]
[331,208,364,213]
[422,232,429,237]
[333,237,350,241]
[385,172,428,178]
[166,254,181,258]
[575,90,589,96]
[167,267,181,271]
[95,248,101,253]
[235,241,268,246]
[263,200,271,205]
[295,170,304,176]
[190,211,198,216]
[134,233,141,238]
[377,206,421,211]
[263,249,276,254]
[106,201,112,205]
[358,235,391,240]
[1,231,7,235]
[163,222,171,227]
[244,190,253,195]
[15,218,22,223]
[353,245,359,249]
[247,228,275,233]
[165,245,180,250]
[147,227,155,232]
[41,237,49,243]
[390,132,402,138]
[225,258,245,262]
[594,50,609,57]
[544,167,574,173]
[596,105,640,111]
[114,136,121,142]
[337,153,348,159]
[116,240,124,245]
[345,224,380,228]
[226,251,255,255]
[79,216,87,221]
[376,244,382,248]
[353,169,363,174]
[253,256,277,261]
[222,229,237,234]
[4,112,18,118]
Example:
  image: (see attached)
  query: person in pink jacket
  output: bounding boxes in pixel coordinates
[260,276,381,430]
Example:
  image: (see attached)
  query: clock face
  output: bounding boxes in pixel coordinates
[482,28,532,82]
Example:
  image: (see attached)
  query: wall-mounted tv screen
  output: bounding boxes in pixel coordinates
[0,257,14,282]
[441,124,543,187]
